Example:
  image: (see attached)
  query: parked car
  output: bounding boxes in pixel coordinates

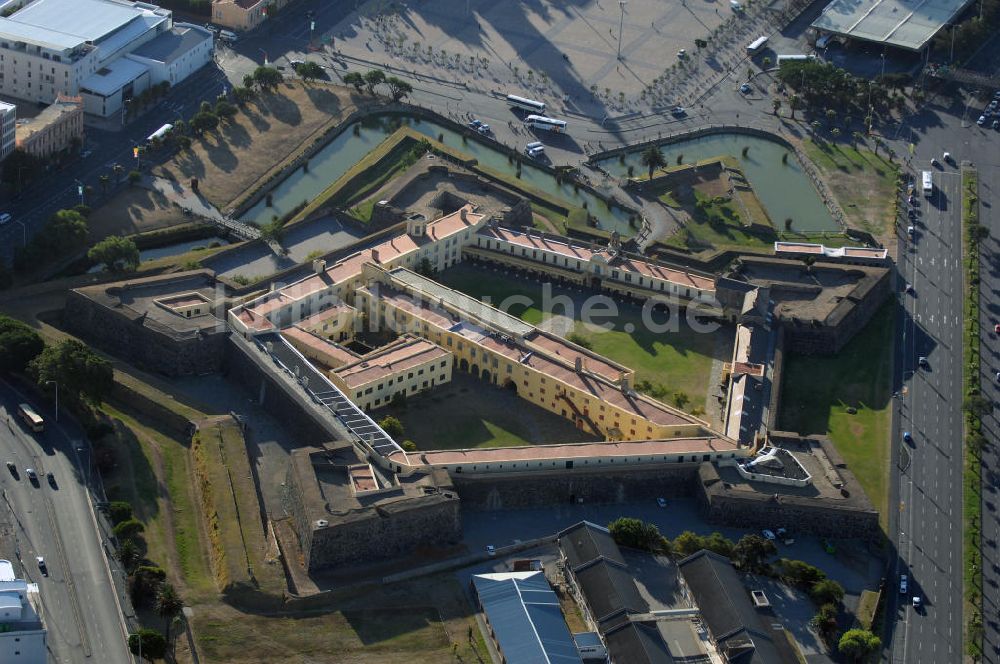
[25,468,37,481]
[486,545,496,557]
[761,529,776,541]
[903,431,914,445]
[994,323,1000,334]
[46,472,55,486]
[918,356,929,369]
[994,120,999,130]
[671,106,686,117]
[468,119,482,129]
[36,556,47,576]
[900,574,908,594]
[739,83,752,94]
[904,283,914,294]
[5,461,15,475]
[477,124,491,135]
[977,115,986,126]
[912,595,922,609]
[943,152,952,164]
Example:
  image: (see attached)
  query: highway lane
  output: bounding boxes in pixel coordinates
[893,162,964,663]
[0,384,129,664]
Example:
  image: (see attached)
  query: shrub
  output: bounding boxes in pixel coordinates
[113,518,145,541]
[109,501,134,526]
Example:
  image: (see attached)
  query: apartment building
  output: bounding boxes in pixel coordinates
[14,93,81,158]
[0,0,211,117]
[211,0,291,32]
[0,560,46,664]
[0,100,15,160]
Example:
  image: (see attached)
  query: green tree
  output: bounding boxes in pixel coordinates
[88,236,140,273]
[113,518,146,541]
[379,415,404,438]
[810,602,839,640]
[128,170,141,185]
[1,149,42,189]
[777,558,826,588]
[385,76,413,101]
[242,73,255,90]
[190,110,219,134]
[295,61,324,83]
[964,394,993,417]
[639,145,667,180]
[28,339,114,405]
[130,566,165,608]
[343,71,365,93]
[811,578,845,605]
[128,628,167,662]
[176,135,192,151]
[116,538,142,575]
[0,316,44,374]
[232,86,254,103]
[214,100,238,122]
[788,94,800,119]
[732,534,777,573]
[109,501,134,525]
[402,440,417,451]
[364,68,386,94]
[252,66,283,91]
[772,98,781,115]
[608,517,665,552]
[838,628,881,662]
[155,583,184,640]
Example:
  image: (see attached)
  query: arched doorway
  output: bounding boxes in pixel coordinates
[482,369,492,383]
[459,358,469,372]
[503,379,517,394]
[471,364,480,375]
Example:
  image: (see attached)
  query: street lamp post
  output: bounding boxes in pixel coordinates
[46,381,58,422]
[617,1,627,61]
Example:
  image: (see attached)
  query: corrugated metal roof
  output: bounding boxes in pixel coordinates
[473,571,583,664]
[129,24,211,64]
[812,0,975,51]
[11,0,143,43]
[80,57,148,96]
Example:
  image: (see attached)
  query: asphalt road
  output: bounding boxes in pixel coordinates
[0,381,129,664]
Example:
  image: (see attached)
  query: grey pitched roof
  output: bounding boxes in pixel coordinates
[604,622,676,664]
[575,560,649,626]
[558,521,626,571]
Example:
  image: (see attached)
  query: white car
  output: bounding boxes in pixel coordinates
[900,574,908,594]
[978,115,986,126]
[25,468,37,481]
[907,225,915,237]
[486,545,496,557]
[943,152,951,163]
[36,556,47,576]
[912,595,921,609]
[761,529,776,541]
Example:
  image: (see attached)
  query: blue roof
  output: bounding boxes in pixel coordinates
[473,572,583,664]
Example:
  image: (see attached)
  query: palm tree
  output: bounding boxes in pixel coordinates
[772,99,781,115]
[639,145,666,180]
[116,538,141,575]
[851,131,863,148]
[831,127,841,140]
[788,94,800,120]
[242,73,255,90]
[154,584,183,641]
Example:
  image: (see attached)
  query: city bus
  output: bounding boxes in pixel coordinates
[17,403,44,433]
[776,54,816,64]
[747,36,768,55]
[921,170,933,196]
[146,123,173,144]
[506,94,546,114]
[524,115,567,133]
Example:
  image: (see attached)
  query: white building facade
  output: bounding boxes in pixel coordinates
[0,560,46,664]
[0,0,211,117]
[0,100,15,160]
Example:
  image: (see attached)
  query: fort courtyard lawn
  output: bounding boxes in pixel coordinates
[778,303,894,521]
[436,263,728,414]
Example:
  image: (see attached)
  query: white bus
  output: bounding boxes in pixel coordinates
[506,94,546,114]
[146,123,173,144]
[921,170,933,196]
[747,36,768,55]
[17,403,44,433]
[524,115,567,133]
[777,54,816,64]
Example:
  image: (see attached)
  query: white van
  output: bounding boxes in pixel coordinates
[525,141,543,151]
[219,30,238,43]
[0,213,11,226]
[525,145,545,158]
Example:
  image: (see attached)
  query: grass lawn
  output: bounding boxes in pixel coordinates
[661,190,774,253]
[436,263,724,411]
[88,188,189,241]
[375,373,596,450]
[191,575,488,664]
[98,403,217,600]
[778,303,894,520]
[801,139,898,239]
